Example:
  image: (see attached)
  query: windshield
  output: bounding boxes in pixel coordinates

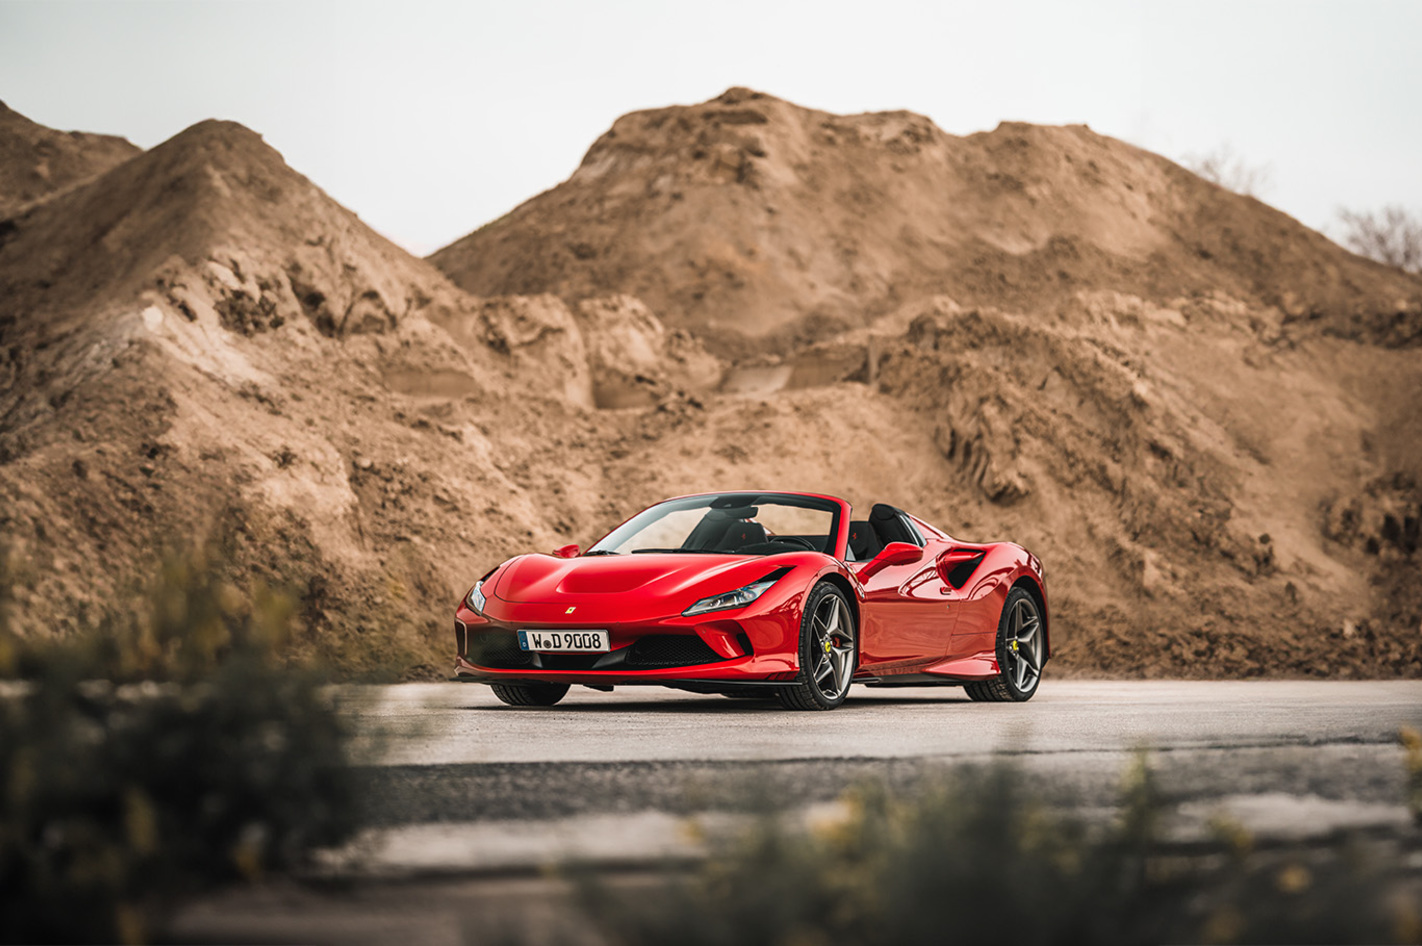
[588,493,841,556]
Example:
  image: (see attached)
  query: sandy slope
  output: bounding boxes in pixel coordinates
[0,117,715,673]
[0,94,1417,678]
[432,88,1422,353]
[430,88,1421,677]
[0,101,139,217]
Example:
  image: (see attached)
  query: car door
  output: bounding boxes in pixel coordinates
[934,544,1000,661]
[853,531,958,670]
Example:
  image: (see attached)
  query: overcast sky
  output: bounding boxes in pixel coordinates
[1,0,1417,255]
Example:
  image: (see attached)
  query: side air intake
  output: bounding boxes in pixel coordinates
[937,548,986,590]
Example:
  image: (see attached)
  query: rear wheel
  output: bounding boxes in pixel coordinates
[966,587,1044,702]
[490,682,570,707]
[778,583,857,711]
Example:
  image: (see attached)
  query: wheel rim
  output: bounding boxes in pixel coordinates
[809,593,855,701]
[1005,596,1043,692]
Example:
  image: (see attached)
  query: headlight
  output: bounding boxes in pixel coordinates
[466,581,487,614]
[683,575,782,616]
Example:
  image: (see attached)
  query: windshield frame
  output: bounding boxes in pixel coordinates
[587,491,849,559]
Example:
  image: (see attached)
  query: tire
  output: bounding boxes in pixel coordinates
[490,682,570,707]
[965,587,1045,703]
[777,582,857,711]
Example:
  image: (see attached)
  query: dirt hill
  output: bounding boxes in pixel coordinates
[431,88,1421,678]
[0,101,140,217]
[432,87,1422,354]
[0,114,720,674]
[2,96,1418,679]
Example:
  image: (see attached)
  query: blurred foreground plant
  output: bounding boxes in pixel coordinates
[581,759,1416,946]
[1404,727,1422,825]
[0,547,356,944]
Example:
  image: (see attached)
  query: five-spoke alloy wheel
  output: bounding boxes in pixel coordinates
[966,587,1045,702]
[779,582,857,710]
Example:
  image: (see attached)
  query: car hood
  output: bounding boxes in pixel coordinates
[488,553,776,606]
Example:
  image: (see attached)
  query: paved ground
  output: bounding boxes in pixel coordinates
[169,680,1422,943]
[346,679,1422,766]
[328,680,1422,864]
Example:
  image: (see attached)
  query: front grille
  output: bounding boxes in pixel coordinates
[625,634,728,669]
[535,653,609,671]
[467,631,533,668]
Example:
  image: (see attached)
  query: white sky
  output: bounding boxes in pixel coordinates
[1,0,1417,255]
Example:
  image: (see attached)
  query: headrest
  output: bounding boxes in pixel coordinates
[870,503,903,522]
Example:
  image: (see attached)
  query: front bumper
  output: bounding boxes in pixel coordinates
[452,599,801,685]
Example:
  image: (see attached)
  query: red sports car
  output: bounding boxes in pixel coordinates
[453,491,1048,710]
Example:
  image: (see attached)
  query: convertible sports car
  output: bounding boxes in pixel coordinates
[453,491,1048,710]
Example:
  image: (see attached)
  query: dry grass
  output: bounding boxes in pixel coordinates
[580,756,1420,946]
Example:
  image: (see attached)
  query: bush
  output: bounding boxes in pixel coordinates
[1336,205,1422,274]
[1183,144,1273,197]
[581,756,1415,946]
[1404,727,1422,825]
[0,548,356,944]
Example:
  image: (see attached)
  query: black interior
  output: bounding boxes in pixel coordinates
[869,504,921,546]
[738,535,822,554]
[680,503,836,555]
[682,508,753,551]
[723,520,768,549]
[847,521,882,561]
[681,515,768,552]
[847,505,926,561]
[635,497,923,560]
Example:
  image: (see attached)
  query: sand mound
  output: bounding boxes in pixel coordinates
[427,292,723,410]
[0,114,703,674]
[0,101,140,217]
[428,89,1420,677]
[579,287,1420,678]
[432,88,1422,353]
[2,96,1418,679]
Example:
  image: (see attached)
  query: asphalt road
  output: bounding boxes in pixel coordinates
[171,680,1422,943]
[340,679,1422,831]
[348,679,1422,766]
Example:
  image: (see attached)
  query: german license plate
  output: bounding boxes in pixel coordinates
[518,629,610,653]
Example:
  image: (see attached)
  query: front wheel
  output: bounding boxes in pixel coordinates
[778,582,857,711]
[966,587,1044,702]
[490,682,570,707]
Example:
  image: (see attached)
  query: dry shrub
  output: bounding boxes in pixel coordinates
[1336,206,1422,274]
[1404,727,1422,825]
[0,547,356,944]
[1182,144,1273,197]
[583,758,1415,946]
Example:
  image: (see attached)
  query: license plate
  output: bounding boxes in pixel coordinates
[517,629,610,652]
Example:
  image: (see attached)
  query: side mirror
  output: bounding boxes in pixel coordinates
[855,541,921,578]
[553,544,581,559]
[875,541,921,567]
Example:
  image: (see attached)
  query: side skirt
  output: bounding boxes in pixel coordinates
[858,674,970,688]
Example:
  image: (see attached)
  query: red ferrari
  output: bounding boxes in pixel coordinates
[453,491,1048,710]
